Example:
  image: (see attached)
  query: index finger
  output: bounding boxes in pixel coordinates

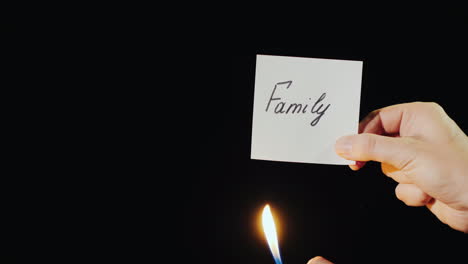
[359,103,408,135]
[350,104,408,170]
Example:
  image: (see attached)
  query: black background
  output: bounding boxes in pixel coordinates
[5,11,468,264]
[193,46,468,264]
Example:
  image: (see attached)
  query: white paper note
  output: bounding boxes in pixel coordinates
[251,55,363,165]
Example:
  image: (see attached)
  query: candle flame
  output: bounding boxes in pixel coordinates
[262,204,283,264]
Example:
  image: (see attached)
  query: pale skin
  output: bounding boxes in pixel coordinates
[307,102,468,264]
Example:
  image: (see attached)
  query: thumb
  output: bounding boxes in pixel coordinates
[335,133,417,170]
[307,256,334,264]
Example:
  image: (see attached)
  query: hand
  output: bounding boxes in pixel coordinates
[307,256,334,264]
[335,102,468,233]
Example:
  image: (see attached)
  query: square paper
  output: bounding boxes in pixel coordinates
[251,54,363,165]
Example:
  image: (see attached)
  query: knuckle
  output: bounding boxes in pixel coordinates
[395,138,418,170]
[427,102,444,113]
[354,134,376,158]
[419,101,444,113]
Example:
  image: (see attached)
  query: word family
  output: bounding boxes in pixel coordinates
[265,80,331,126]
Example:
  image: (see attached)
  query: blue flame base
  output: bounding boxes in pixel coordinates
[273,257,282,264]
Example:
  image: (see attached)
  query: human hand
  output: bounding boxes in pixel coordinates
[335,102,468,232]
[307,256,334,264]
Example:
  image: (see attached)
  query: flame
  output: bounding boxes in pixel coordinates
[262,204,283,264]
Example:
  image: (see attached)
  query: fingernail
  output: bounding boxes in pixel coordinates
[335,136,353,157]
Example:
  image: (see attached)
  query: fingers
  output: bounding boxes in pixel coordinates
[348,104,410,170]
[307,256,334,264]
[427,200,468,233]
[359,104,407,135]
[335,133,417,170]
[395,184,432,206]
[359,102,460,143]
